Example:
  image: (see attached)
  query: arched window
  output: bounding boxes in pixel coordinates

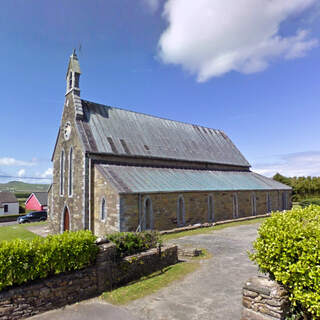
[208,195,214,222]
[177,195,185,227]
[144,197,153,230]
[251,193,257,216]
[68,148,73,196]
[101,198,106,221]
[267,193,272,213]
[60,150,64,196]
[233,193,238,218]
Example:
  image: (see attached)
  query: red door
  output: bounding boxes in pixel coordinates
[63,208,70,231]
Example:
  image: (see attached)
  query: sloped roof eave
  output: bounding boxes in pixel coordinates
[95,164,292,195]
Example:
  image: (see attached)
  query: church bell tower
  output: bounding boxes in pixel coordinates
[65,49,83,120]
[66,49,81,97]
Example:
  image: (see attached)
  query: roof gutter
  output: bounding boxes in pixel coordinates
[86,151,251,170]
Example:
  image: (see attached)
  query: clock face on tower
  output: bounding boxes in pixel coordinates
[64,122,71,140]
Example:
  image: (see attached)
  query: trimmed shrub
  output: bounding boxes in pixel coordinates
[249,206,320,318]
[0,230,98,291]
[106,231,161,258]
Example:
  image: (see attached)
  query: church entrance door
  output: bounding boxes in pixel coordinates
[63,207,70,231]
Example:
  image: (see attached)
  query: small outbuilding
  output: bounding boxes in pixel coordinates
[0,192,19,215]
[25,192,48,211]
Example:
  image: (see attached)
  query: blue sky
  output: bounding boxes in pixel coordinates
[0,0,320,184]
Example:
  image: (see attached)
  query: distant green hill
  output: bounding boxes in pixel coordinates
[0,181,49,193]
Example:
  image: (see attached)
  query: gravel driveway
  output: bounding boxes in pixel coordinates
[127,223,260,320]
[29,222,261,320]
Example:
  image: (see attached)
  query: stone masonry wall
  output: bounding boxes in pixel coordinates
[120,190,290,232]
[49,93,86,234]
[241,276,290,320]
[0,243,178,320]
[92,167,120,237]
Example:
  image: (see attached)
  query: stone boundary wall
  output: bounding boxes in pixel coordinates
[159,213,271,236]
[241,276,290,320]
[0,244,178,320]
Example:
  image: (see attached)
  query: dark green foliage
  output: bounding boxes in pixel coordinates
[106,231,161,258]
[250,206,320,318]
[273,173,320,201]
[0,230,98,291]
[15,193,31,199]
[300,198,320,208]
[19,205,25,213]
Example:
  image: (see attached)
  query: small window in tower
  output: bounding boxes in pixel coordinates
[74,73,80,88]
[69,72,73,90]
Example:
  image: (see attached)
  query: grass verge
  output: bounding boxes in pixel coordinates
[0,222,46,242]
[161,217,267,242]
[101,248,211,305]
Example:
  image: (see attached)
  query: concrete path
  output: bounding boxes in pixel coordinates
[25,223,50,237]
[28,222,261,320]
[29,299,141,320]
[127,223,260,320]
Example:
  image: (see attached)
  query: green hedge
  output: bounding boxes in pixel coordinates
[106,231,161,258]
[0,230,98,291]
[249,206,320,318]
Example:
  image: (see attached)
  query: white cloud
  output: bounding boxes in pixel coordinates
[158,0,318,81]
[252,151,320,177]
[18,169,26,177]
[0,157,36,167]
[41,168,53,178]
[142,0,160,13]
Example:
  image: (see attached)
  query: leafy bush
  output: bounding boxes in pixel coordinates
[0,230,98,291]
[15,193,30,199]
[300,198,320,208]
[106,231,161,258]
[249,206,320,318]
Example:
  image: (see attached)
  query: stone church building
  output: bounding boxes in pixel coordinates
[48,51,291,236]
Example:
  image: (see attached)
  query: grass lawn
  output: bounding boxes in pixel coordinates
[161,217,267,242]
[0,222,46,242]
[102,249,211,305]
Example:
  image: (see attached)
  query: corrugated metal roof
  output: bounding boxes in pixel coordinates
[96,164,291,194]
[78,100,250,167]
